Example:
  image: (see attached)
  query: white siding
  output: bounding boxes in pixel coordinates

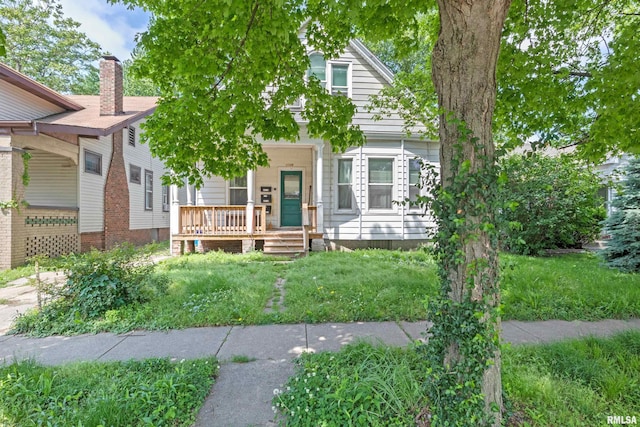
[79,136,111,233]
[198,176,227,204]
[122,121,171,230]
[323,139,438,241]
[24,150,77,208]
[0,80,65,120]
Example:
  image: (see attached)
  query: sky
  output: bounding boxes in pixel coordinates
[58,0,150,62]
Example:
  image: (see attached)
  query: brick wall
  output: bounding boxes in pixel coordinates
[99,57,123,116]
[104,131,130,250]
[0,147,27,269]
[80,231,105,252]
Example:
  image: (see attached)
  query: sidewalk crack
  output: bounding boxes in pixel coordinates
[97,333,132,361]
[215,326,234,357]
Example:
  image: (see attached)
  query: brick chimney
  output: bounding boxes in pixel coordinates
[100,55,123,116]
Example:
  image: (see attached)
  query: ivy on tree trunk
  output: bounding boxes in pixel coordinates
[427,1,511,425]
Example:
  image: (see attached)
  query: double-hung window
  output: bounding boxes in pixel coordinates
[144,170,153,210]
[229,175,248,205]
[337,158,353,210]
[330,63,349,96]
[368,158,394,210]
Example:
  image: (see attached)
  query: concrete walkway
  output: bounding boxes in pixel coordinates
[1,318,640,426]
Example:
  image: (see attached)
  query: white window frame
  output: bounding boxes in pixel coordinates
[84,149,102,176]
[162,185,170,212]
[407,157,423,211]
[228,175,248,206]
[367,157,395,212]
[328,61,352,98]
[334,157,355,213]
[144,169,153,211]
[306,53,352,98]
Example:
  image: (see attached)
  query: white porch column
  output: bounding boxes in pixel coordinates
[170,183,180,255]
[186,183,193,206]
[315,143,324,232]
[246,169,255,234]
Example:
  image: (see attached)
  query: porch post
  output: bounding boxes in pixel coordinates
[186,183,193,206]
[246,169,255,234]
[170,183,180,255]
[315,143,324,232]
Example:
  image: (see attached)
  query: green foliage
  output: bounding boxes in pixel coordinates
[275,332,640,427]
[499,153,606,255]
[503,331,640,425]
[73,58,161,96]
[110,0,426,186]
[274,342,428,426]
[12,244,168,335]
[602,157,640,272]
[0,357,217,426]
[0,26,6,56]
[501,253,640,320]
[0,0,101,93]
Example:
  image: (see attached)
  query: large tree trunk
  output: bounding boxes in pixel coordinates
[431,1,511,426]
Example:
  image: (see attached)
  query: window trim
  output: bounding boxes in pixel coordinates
[128,127,136,146]
[334,157,355,213]
[84,149,102,176]
[367,157,395,212]
[129,164,141,184]
[144,169,153,211]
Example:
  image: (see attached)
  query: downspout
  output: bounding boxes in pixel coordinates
[359,145,363,240]
[401,139,405,241]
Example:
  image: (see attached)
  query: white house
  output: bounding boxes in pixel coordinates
[171,36,438,256]
[0,57,170,269]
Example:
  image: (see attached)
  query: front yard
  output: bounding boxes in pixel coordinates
[8,248,640,336]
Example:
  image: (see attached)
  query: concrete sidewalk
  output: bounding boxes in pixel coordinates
[1,318,640,426]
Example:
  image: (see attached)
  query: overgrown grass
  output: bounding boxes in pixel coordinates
[502,252,640,320]
[10,249,640,336]
[279,249,438,323]
[274,332,640,426]
[0,357,217,427]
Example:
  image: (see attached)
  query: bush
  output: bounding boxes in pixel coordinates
[498,153,606,255]
[12,244,168,334]
[601,157,640,272]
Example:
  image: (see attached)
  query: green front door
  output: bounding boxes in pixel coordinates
[281,171,302,227]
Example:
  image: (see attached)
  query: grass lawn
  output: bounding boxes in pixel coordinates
[0,357,217,426]
[9,249,640,335]
[273,331,640,426]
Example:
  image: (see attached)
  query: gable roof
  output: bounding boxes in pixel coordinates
[0,62,157,137]
[0,63,84,111]
[349,39,394,84]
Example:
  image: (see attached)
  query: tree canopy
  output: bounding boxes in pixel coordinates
[367,1,640,160]
[0,0,101,93]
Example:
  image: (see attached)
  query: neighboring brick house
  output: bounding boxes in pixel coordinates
[0,56,170,270]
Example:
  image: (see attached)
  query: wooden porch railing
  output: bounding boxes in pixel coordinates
[178,205,317,236]
[178,205,267,235]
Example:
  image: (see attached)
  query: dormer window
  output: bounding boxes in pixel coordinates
[307,53,351,97]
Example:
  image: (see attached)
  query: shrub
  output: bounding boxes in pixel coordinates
[601,157,640,272]
[498,153,605,255]
[12,244,168,334]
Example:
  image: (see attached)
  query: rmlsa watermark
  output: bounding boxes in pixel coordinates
[607,415,637,425]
